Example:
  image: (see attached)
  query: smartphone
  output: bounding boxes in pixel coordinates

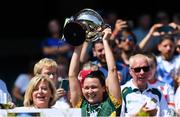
[58,79,69,91]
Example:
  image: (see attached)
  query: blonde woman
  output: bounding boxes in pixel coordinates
[34,58,71,109]
[24,74,57,108]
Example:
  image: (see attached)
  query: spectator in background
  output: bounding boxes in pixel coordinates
[111,19,138,65]
[33,58,71,109]
[108,19,138,84]
[41,19,72,59]
[55,55,69,79]
[175,79,180,116]
[139,23,180,88]
[156,35,180,87]
[172,23,180,55]
[146,52,175,115]
[0,78,14,109]
[133,13,152,44]
[121,53,168,116]
[140,11,171,51]
[110,19,128,41]
[110,19,139,65]
[12,60,36,107]
[23,75,57,108]
[114,27,138,65]
[90,38,131,85]
[138,23,163,52]
[155,11,170,25]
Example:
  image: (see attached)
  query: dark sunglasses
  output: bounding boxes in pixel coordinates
[121,35,135,42]
[131,66,150,73]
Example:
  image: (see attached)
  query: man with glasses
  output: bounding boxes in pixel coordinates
[91,38,131,85]
[120,53,169,116]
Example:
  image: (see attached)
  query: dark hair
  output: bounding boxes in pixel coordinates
[92,39,103,48]
[86,70,105,86]
[159,34,175,44]
[119,28,137,44]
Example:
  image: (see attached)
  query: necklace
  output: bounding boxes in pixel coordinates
[86,103,102,117]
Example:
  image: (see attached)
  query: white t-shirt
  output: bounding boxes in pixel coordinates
[149,79,175,109]
[0,79,12,103]
[156,55,180,87]
[121,79,169,117]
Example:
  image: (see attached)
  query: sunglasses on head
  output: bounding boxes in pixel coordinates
[131,66,150,73]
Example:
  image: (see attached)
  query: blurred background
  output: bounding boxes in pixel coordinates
[0,0,179,93]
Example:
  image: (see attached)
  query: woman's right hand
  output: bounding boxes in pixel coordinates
[56,88,66,99]
[149,23,163,36]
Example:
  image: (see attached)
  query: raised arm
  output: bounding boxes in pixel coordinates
[102,28,121,100]
[80,41,90,64]
[110,19,128,40]
[139,23,163,49]
[68,45,83,107]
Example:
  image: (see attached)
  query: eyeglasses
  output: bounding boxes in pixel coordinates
[46,72,57,77]
[131,66,150,73]
[121,35,135,42]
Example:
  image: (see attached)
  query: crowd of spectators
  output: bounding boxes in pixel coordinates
[1,9,180,116]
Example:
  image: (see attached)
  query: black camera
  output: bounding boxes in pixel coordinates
[157,25,175,33]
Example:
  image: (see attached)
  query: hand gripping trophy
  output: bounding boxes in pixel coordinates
[62,8,110,46]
